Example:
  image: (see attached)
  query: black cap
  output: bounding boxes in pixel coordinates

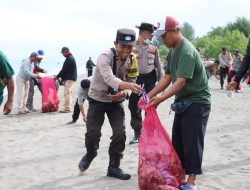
[61,47,69,53]
[135,22,157,32]
[81,79,91,89]
[116,28,136,46]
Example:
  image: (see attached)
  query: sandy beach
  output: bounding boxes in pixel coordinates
[0,76,250,190]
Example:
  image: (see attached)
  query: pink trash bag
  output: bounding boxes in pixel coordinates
[41,77,60,113]
[245,75,250,84]
[138,102,183,190]
[232,76,242,90]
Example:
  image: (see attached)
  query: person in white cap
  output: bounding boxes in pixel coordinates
[146,16,211,190]
[16,52,41,114]
[26,50,47,112]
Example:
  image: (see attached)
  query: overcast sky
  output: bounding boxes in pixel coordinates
[0,0,250,71]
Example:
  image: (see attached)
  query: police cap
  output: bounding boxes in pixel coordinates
[135,22,157,32]
[116,28,136,46]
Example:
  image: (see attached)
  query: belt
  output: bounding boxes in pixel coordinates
[138,71,154,78]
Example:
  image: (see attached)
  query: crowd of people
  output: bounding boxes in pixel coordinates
[203,46,250,93]
[1,15,250,190]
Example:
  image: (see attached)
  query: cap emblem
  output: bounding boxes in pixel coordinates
[125,36,132,41]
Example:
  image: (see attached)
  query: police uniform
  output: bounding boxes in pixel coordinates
[128,23,163,144]
[79,28,138,180]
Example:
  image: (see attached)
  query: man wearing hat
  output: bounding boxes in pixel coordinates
[26,50,47,112]
[78,28,142,180]
[128,22,163,144]
[146,16,211,190]
[16,52,41,114]
[55,47,77,113]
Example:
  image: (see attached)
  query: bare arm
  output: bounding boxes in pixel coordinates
[79,104,87,122]
[149,77,187,107]
[148,74,172,99]
[3,77,14,115]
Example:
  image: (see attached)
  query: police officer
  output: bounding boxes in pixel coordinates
[78,28,142,180]
[128,22,163,144]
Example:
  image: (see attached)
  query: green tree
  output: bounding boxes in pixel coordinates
[152,37,170,59]
[158,45,169,59]
[226,17,250,38]
[194,30,248,59]
[207,26,225,37]
[181,22,195,42]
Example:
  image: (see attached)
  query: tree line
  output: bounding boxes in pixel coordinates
[154,17,250,60]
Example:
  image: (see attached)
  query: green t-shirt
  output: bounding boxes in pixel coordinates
[166,39,211,104]
[0,51,15,105]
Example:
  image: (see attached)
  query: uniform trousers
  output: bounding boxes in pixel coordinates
[85,98,126,160]
[172,103,211,175]
[128,71,156,137]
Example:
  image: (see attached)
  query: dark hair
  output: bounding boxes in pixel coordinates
[215,59,220,64]
[81,79,91,89]
[222,47,227,51]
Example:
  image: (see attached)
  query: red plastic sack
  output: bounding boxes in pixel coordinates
[245,75,250,84]
[41,77,60,112]
[138,102,183,190]
[232,76,242,90]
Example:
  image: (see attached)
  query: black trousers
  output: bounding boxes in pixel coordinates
[128,71,156,137]
[85,98,126,160]
[228,70,240,90]
[172,103,211,175]
[87,69,93,77]
[72,98,85,122]
[219,67,229,88]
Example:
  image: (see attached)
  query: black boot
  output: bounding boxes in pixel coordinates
[78,151,97,172]
[129,132,140,145]
[107,159,131,180]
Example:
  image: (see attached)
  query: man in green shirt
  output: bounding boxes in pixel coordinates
[147,16,211,190]
[0,50,15,115]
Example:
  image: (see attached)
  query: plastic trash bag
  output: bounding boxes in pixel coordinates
[41,77,60,112]
[232,76,242,90]
[138,102,183,190]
